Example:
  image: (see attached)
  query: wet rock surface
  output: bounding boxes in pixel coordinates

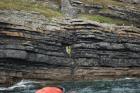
[0,10,140,85]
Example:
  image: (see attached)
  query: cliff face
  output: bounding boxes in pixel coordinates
[0,10,140,85]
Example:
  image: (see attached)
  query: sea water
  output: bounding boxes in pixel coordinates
[0,78,140,93]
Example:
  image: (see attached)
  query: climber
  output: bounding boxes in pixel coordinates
[36,86,65,93]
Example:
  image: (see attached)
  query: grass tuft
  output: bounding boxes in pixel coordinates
[80,14,130,25]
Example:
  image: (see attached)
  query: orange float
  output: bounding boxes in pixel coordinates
[36,87,64,93]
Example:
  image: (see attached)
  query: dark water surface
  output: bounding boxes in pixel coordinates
[0,78,140,93]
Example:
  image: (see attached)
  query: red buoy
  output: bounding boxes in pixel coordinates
[36,87,64,93]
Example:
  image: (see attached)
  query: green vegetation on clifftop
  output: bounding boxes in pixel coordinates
[0,0,62,18]
[0,0,136,26]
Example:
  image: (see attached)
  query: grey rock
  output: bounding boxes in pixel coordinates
[119,0,140,4]
[2,50,27,59]
[0,10,140,84]
[61,0,79,18]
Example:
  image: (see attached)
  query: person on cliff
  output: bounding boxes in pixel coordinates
[36,86,65,93]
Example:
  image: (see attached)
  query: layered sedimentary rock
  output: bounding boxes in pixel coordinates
[69,0,140,27]
[99,5,140,26]
[119,0,140,4]
[0,10,140,85]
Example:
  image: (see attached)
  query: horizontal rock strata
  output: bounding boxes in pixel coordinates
[72,0,140,27]
[0,10,140,85]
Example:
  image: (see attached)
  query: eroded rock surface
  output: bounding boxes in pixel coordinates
[0,10,140,85]
[61,0,79,17]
